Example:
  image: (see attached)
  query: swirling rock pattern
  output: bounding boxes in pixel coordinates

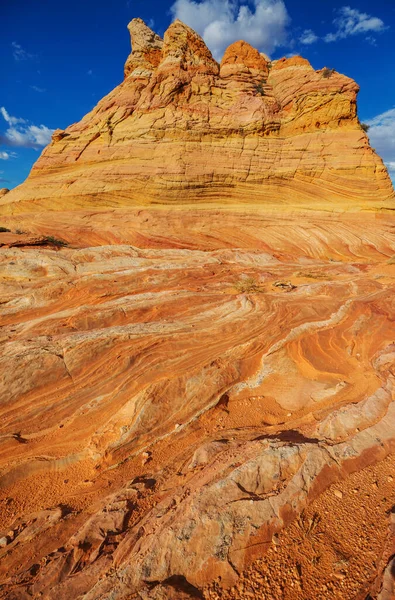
[0,208,394,599]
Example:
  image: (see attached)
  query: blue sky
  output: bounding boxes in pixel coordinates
[1,0,395,188]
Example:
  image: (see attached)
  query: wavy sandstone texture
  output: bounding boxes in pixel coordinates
[0,17,395,600]
[0,18,393,214]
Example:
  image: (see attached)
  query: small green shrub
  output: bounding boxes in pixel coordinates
[0,227,11,233]
[43,235,68,247]
[106,116,114,141]
[254,81,266,96]
[361,122,370,132]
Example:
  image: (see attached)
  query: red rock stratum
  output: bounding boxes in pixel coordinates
[0,17,394,600]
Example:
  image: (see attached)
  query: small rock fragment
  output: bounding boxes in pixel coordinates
[273,280,296,291]
[141,451,152,465]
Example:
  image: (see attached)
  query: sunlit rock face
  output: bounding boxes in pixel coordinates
[124,17,164,79]
[1,18,393,214]
[0,17,394,600]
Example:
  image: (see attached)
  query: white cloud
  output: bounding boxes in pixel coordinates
[299,29,318,45]
[0,107,25,126]
[367,108,395,180]
[0,107,54,149]
[324,6,386,43]
[170,0,289,60]
[0,151,16,160]
[12,41,35,61]
[30,85,46,93]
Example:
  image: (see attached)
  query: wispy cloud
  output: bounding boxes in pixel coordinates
[299,29,318,45]
[30,85,46,93]
[367,108,395,180]
[324,6,387,43]
[0,150,17,160]
[0,107,54,149]
[170,0,289,61]
[0,168,9,183]
[365,35,377,46]
[0,107,25,126]
[11,41,36,61]
[0,172,10,183]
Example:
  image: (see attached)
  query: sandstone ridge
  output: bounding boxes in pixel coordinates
[1,18,393,214]
[0,17,395,600]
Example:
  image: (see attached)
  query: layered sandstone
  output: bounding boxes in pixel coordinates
[0,17,395,600]
[124,18,163,79]
[0,18,393,215]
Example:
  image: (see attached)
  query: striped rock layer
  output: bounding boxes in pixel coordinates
[0,18,393,215]
[0,17,395,600]
[0,210,395,599]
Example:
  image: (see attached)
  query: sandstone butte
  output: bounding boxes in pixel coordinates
[0,17,395,600]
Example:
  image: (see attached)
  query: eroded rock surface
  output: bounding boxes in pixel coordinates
[0,16,394,600]
[0,208,394,599]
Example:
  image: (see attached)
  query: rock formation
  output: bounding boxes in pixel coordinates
[0,17,394,600]
[0,18,393,214]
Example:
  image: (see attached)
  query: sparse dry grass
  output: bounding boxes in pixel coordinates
[234,277,264,293]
